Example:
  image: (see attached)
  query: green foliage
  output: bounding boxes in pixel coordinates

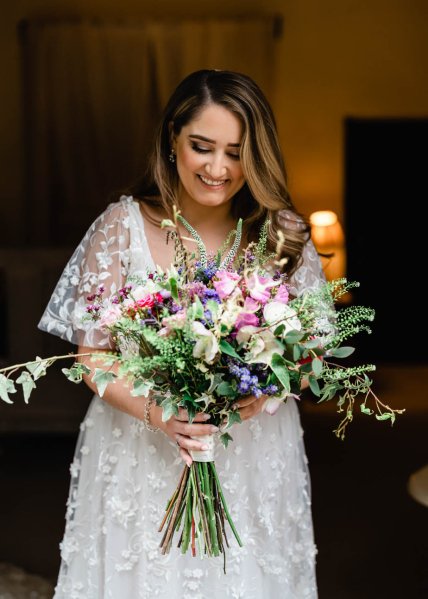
[219,339,242,361]
[91,368,117,397]
[270,353,290,392]
[219,432,233,449]
[62,362,91,383]
[0,373,17,404]
[16,371,36,404]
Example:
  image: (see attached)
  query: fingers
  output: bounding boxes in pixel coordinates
[175,408,211,423]
[233,395,258,409]
[175,432,210,452]
[233,395,267,422]
[179,446,193,467]
[179,422,219,437]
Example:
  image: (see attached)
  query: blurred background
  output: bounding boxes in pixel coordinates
[0,1,427,597]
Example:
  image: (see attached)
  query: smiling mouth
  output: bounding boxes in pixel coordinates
[198,175,228,187]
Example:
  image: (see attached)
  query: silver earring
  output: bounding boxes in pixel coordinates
[169,149,176,163]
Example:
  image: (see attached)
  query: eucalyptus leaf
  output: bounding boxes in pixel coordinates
[91,369,117,397]
[284,330,304,344]
[274,323,285,336]
[312,358,323,377]
[293,344,302,362]
[270,353,290,392]
[304,338,322,349]
[329,346,355,358]
[308,375,321,396]
[16,371,36,404]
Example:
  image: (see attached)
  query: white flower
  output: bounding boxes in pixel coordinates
[191,321,219,364]
[237,326,284,365]
[80,445,90,455]
[263,302,302,333]
[112,428,123,438]
[107,495,137,528]
[262,391,301,415]
[130,284,149,300]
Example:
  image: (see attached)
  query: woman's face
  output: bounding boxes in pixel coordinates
[172,103,246,211]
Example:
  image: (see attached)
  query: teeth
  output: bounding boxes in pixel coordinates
[199,175,226,186]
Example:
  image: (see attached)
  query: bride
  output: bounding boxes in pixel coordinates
[39,69,325,598]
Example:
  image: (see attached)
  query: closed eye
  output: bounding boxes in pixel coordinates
[190,142,240,160]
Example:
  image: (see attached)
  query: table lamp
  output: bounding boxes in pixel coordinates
[309,210,346,281]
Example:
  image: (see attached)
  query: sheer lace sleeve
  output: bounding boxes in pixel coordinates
[278,209,326,297]
[37,198,132,349]
[288,239,326,297]
[280,210,337,340]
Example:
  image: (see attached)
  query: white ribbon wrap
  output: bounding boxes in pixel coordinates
[189,434,215,462]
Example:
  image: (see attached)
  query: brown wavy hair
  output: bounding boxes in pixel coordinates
[125,69,310,276]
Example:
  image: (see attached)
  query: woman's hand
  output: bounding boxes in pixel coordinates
[230,394,267,423]
[151,405,219,467]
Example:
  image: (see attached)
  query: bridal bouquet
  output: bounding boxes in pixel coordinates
[0,212,404,568]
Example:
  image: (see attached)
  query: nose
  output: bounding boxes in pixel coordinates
[204,151,227,179]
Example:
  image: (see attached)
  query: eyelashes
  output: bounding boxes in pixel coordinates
[190,143,240,161]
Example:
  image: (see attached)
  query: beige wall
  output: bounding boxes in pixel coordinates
[1,0,427,241]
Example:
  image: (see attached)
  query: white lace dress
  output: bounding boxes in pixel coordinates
[38,196,325,599]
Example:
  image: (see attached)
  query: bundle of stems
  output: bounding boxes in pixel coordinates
[158,460,242,573]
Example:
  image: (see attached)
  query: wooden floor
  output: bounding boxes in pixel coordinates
[0,364,427,598]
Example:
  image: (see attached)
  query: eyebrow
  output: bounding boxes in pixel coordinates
[188,134,241,148]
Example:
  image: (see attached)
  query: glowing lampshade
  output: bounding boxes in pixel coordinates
[309,210,346,280]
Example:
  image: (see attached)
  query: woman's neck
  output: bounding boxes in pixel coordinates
[178,197,236,236]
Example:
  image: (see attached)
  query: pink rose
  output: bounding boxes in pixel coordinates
[99,305,122,329]
[160,310,187,336]
[213,271,241,300]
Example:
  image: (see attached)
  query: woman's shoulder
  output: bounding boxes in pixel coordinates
[277,208,308,233]
[91,195,136,227]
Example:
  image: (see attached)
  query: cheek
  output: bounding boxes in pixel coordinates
[232,164,245,187]
[178,147,201,175]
